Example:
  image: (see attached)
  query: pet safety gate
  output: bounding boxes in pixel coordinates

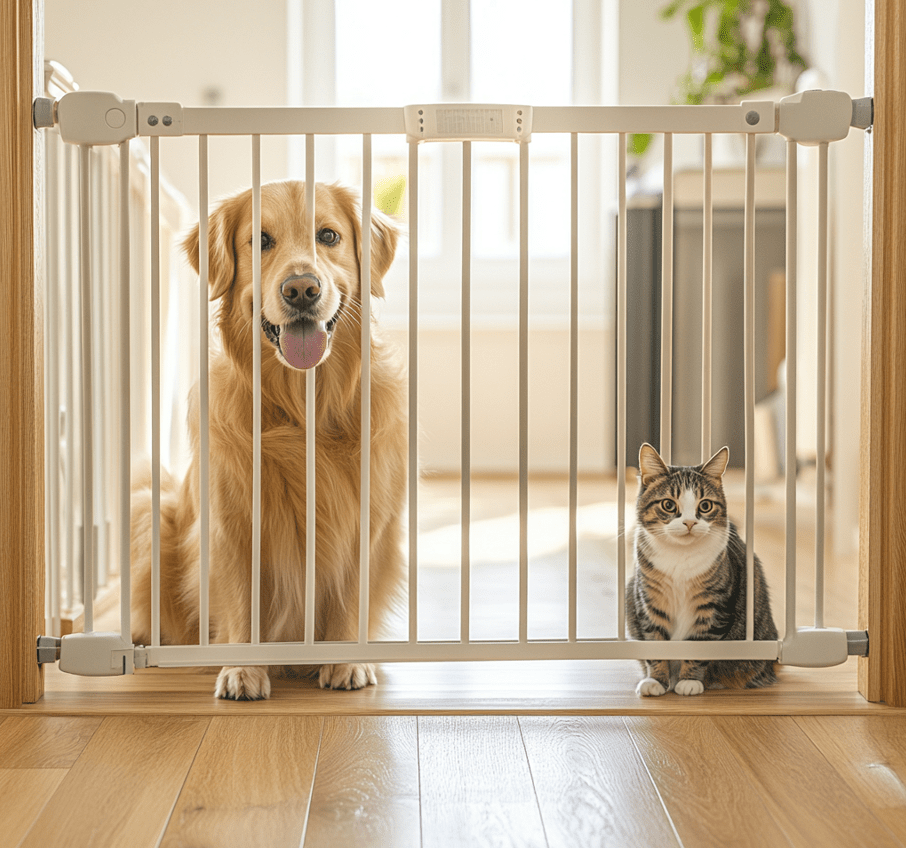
[33,90,872,677]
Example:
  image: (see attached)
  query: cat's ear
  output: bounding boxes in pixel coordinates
[701,446,730,481]
[638,443,669,486]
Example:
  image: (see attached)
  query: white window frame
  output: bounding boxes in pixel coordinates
[286,0,618,328]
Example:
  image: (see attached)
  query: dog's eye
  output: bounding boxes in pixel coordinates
[317,228,340,246]
[253,231,275,252]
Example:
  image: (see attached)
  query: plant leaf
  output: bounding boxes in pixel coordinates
[686,4,707,52]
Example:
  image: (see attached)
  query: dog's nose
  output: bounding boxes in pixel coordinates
[281,273,321,311]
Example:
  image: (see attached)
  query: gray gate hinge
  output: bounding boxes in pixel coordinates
[846,630,869,656]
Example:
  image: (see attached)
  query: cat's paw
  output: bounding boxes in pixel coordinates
[319,663,376,690]
[675,679,705,696]
[215,666,271,700]
[636,677,667,697]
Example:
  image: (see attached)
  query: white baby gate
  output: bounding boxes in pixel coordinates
[33,88,872,677]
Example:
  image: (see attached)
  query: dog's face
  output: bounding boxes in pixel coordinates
[184,181,399,370]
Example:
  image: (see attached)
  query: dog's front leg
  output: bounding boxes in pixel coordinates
[210,563,272,701]
[316,576,377,691]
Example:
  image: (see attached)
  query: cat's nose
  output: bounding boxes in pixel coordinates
[683,520,696,531]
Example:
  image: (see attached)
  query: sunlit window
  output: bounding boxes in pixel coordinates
[471,0,572,104]
[335,0,441,107]
[293,0,606,322]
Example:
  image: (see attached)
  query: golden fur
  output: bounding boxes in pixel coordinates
[130,181,406,700]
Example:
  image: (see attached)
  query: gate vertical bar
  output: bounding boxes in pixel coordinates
[744,132,756,640]
[150,136,161,646]
[568,132,579,643]
[79,144,95,633]
[519,141,529,644]
[617,133,627,641]
[702,133,713,459]
[359,133,372,644]
[93,155,109,591]
[119,140,131,640]
[461,141,471,643]
[785,139,798,640]
[198,135,210,646]
[251,135,262,645]
[63,144,75,614]
[661,133,674,464]
[45,135,60,636]
[408,139,419,644]
[815,140,829,629]
[305,133,317,646]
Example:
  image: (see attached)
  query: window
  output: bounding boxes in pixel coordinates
[288,0,615,326]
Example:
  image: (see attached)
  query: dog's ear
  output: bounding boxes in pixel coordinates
[334,183,401,299]
[364,209,401,298]
[182,191,248,301]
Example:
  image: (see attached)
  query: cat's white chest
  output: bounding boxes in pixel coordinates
[636,520,728,641]
[667,579,699,641]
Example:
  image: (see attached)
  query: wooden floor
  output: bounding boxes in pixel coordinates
[6,474,898,846]
[4,712,906,846]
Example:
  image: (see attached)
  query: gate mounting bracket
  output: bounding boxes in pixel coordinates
[779,627,869,667]
[37,632,136,676]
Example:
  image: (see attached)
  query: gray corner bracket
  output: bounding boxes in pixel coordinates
[851,96,874,130]
[846,630,869,656]
[33,97,56,130]
[37,635,62,664]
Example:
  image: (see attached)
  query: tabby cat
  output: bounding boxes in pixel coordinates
[625,443,778,696]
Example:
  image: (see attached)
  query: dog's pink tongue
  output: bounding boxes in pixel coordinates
[279,321,329,370]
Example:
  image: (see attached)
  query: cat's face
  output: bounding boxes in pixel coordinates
[636,444,730,549]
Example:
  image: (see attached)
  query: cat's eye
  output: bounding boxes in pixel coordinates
[661,499,677,513]
[699,499,714,513]
[317,227,340,246]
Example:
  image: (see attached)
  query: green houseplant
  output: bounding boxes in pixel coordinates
[631,0,807,160]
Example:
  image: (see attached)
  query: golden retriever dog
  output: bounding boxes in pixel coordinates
[130,181,406,700]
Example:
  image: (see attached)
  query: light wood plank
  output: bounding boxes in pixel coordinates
[304,716,420,846]
[714,716,902,847]
[520,716,679,848]
[0,716,101,768]
[624,716,790,848]
[419,715,546,848]
[160,716,321,848]
[20,716,209,848]
[0,769,67,847]
[797,716,906,844]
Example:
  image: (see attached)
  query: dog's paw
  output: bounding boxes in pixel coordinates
[215,666,271,701]
[318,663,376,690]
[675,679,705,697]
[636,677,667,697]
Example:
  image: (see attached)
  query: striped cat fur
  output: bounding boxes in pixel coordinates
[625,443,778,697]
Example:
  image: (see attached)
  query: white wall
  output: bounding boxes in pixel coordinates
[796,0,866,557]
[44,0,289,213]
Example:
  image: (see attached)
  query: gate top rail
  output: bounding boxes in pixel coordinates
[34,90,870,147]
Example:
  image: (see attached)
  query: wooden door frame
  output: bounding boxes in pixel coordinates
[0,0,901,708]
[0,0,43,708]
[859,0,906,706]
